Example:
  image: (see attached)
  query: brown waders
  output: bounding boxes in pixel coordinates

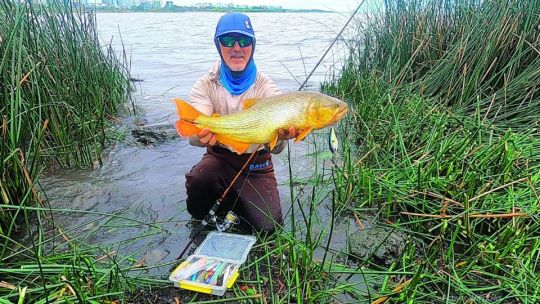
[185,146,283,232]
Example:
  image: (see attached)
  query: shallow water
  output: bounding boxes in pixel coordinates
[40,12,357,276]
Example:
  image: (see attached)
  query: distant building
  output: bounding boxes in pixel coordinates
[196,3,212,8]
[136,0,162,9]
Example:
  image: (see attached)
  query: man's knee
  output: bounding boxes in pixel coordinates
[186,168,218,192]
[186,200,206,218]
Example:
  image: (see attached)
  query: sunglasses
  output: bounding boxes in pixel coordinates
[218,35,253,48]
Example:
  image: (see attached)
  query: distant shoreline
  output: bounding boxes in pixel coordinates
[89,8,334,14]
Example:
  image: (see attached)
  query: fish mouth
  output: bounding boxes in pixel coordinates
[334,106,348,121]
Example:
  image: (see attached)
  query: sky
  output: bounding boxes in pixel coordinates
[171,0,361,12]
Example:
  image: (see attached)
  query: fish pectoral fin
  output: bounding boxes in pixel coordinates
[215,134,251,154]
[268,132,279,150]
[175,120,202,137]
[294,127,313,143]
[242,98,260,110]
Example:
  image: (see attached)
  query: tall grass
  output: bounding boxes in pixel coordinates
[0,0,130,258]
[353,0,540,126]
[319,0,540,302]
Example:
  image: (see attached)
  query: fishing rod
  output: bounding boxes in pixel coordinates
[176,2,365,260]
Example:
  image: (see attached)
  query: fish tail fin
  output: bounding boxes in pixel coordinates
[174,98,204,137]
[175,98,203,121]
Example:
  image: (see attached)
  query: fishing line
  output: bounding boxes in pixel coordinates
[284,1,365,228]
[297,0,366,91]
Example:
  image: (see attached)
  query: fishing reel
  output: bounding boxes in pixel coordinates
[216,211,240,232]
[201,202,239,232]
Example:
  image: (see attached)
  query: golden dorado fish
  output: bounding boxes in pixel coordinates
[174,91,348,154]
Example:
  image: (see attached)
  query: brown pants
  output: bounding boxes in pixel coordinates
[185,146,282,232]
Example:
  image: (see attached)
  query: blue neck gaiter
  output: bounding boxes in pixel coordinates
[219,59,257,95]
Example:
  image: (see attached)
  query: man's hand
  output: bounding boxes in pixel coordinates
[278,126,304,141]
[189,129,217,147]
[198,129,217,146]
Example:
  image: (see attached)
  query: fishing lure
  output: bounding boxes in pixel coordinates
[329,126,338,153]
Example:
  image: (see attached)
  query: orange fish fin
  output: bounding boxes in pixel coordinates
[215,134,251,154]
[175,120,202,137]
[174,98,204,122]
[294,127,313,143]
[269,132,279,150]
[242,98,260,110]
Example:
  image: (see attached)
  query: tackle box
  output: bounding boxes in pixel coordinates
[169,232,256,296]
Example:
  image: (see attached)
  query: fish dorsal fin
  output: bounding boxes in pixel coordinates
[242,98,260,110]
[294,127,313,143]
[269,132,279,150]
[215,134,251,154]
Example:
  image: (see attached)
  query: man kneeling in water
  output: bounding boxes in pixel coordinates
[184,12,300,233]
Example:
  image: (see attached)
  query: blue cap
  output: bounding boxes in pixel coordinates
[214,12,255,39]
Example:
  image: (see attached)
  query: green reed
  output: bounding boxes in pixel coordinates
[0,0,130,258]
[322,82,540,302]
[352,0,540,127]
[317,0,540,302]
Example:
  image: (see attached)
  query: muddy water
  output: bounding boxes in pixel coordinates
[40,12,359,276]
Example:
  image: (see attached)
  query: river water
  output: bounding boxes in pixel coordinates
[40,12,356,276]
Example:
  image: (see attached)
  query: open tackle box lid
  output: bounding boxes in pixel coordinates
[169,232,256,296]
[196,231,256,262]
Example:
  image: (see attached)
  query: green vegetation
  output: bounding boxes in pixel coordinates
[317,0,540,302]
[1,0,539,303]
[1,0,131,301]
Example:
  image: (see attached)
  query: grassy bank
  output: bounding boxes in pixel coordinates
[1,0,131,302]
[318,0,540,302]
[0,0,130,252]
